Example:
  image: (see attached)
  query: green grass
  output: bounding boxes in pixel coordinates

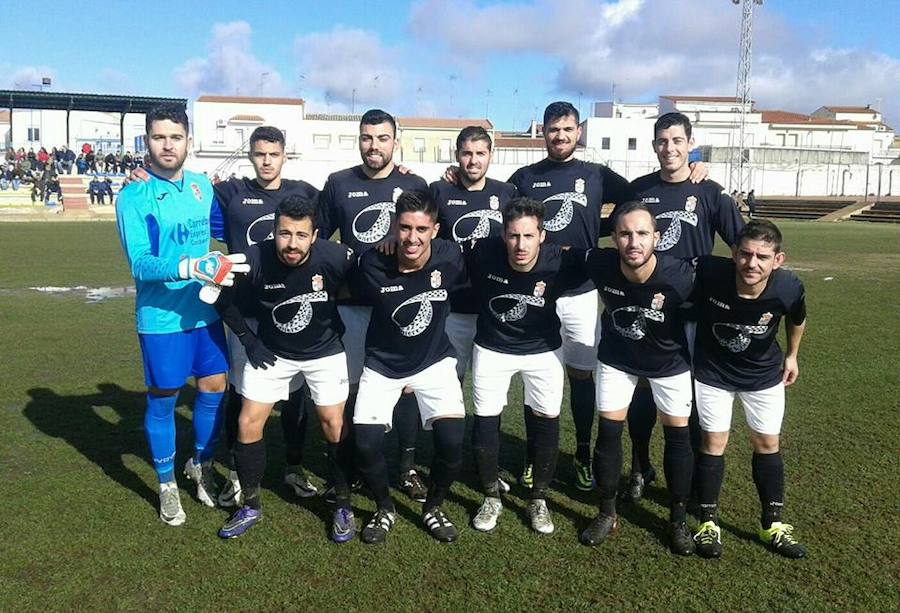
[1,221,898,611]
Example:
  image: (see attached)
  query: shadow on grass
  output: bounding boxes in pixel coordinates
[21,383,196,510]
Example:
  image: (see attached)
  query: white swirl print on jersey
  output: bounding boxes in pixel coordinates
[452,209,503,242]
[353,202,395,244]
[712,322,770,352]
[488,294,545,323]
[246,212,275,246]
[611,305,666,340]
[655,210,699,251]
[391,290,448,337]
[541,192,588,232]
[272,291,328,333]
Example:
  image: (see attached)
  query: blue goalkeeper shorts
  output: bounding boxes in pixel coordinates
[138,323,229,390]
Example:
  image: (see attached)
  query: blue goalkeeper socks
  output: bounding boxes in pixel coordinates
[145,393,178,483]
[193,390,224,463]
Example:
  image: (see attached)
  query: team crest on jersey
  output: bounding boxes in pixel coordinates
[575,178,585,194]
[431,270,442,288]
[685,196,697,212]
[489,195,500,210]
[190,183,203,202]
[312,274,324,292]
[533,281,546,298]
[651,292,666,310]
[758,312,773,325]
[392,187,403,203]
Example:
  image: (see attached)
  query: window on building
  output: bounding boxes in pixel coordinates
[778,133,786,147]
[438,138,452,162]
[313,134,331,149]
[339,135,355,149]
[601,137,610,150]
[214,126,224,144]
[27,127,40,142]
[413,137,426,153]
[627,137,637,150]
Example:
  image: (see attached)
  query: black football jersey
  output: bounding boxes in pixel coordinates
[509,159,633,295]
[432,178,519,314]
[693,256,806,391]
[236,239,354,361]
[317,165,427,255]
[354,239,466,378]
[213,177,320,253]
[586,249,695,377]
[627,173,745,258]
[468,239,584,355]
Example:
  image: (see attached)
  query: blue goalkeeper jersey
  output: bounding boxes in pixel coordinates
[115,169,220,334]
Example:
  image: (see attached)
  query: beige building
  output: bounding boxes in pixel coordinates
[397,117,493,164]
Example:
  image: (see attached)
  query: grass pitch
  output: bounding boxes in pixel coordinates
[1,220,898,611]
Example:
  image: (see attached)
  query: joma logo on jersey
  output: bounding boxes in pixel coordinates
[348,191,369,198]
[242,197,264,205]
[487,274,508,285]
[447,199,468,206]
[264,283,286,290]
[603,285,625,296]
[709,297,730,310]
[532,181,551,188]
[380,285,404,293]
[642,197,660,204]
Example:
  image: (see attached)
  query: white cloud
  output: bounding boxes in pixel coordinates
[1,65,57,89]
[294,26,404,111]
[173,21,286,97]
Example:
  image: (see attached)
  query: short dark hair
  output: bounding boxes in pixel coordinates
[145,104,189,135]
[611,200,656,231]
[249,126,285,150]
[395,190,437,221]
[543,101,579,126]
[503,197,544,229]
[654,112,692,140]
[736,219,783,253]
[360,109,396,137]
[275,195,317,226]
[456,126,492,151]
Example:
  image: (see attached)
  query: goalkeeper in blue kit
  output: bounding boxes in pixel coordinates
[115,105,248,525]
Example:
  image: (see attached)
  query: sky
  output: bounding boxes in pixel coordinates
[1,0,899,130]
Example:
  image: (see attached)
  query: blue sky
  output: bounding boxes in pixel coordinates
[2,0,898,129]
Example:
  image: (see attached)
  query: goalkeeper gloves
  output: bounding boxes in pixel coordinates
[178,251,249,286]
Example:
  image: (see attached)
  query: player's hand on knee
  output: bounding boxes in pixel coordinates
[442,165,460,185]
[179,252,250,287]
[243,335,277,370]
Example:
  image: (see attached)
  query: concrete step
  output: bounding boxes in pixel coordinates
[849,215,900,223]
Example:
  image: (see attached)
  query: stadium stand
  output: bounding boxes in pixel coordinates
[849,200,900,223]
[751,197,857,220]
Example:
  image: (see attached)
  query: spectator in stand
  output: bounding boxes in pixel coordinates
[63,146,76,174]
[86,149,97,173]
[102,177,115,204]
[16,147,26,161]
[27,149,37,169]
[76,153,88,175]
[88,175,104,204]
[45,175,61,204]
[747,189,756,219]
[122,150,133,172]
[37,147,50,171]
[737,191,747,211]
[19,157,32,176]
[0,164,11,190]
[31,173,45,203]
[116,150,125,174]
[82,142,92,156]
[104,151,117,174]
[4,148,14,163]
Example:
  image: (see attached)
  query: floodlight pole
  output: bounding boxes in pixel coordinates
[729,0,762,194]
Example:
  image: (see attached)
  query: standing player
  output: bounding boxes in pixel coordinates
[619,112,745,503]
[115,104,248,525]
[352,191,467,543]
[213,196,357,542]
[130,126,321,505]
[468,198,582,534]
[578,202,697,555]
[432,125,518,381]
[691,220,807,559]
[317,110,429,503]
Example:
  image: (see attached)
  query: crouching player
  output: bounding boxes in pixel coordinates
[468,198,582,534]
[115,104,249,525]
[352,190,467,543]
[691,219,807,558]
[578,201,697,554]
[213,196,356,542]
